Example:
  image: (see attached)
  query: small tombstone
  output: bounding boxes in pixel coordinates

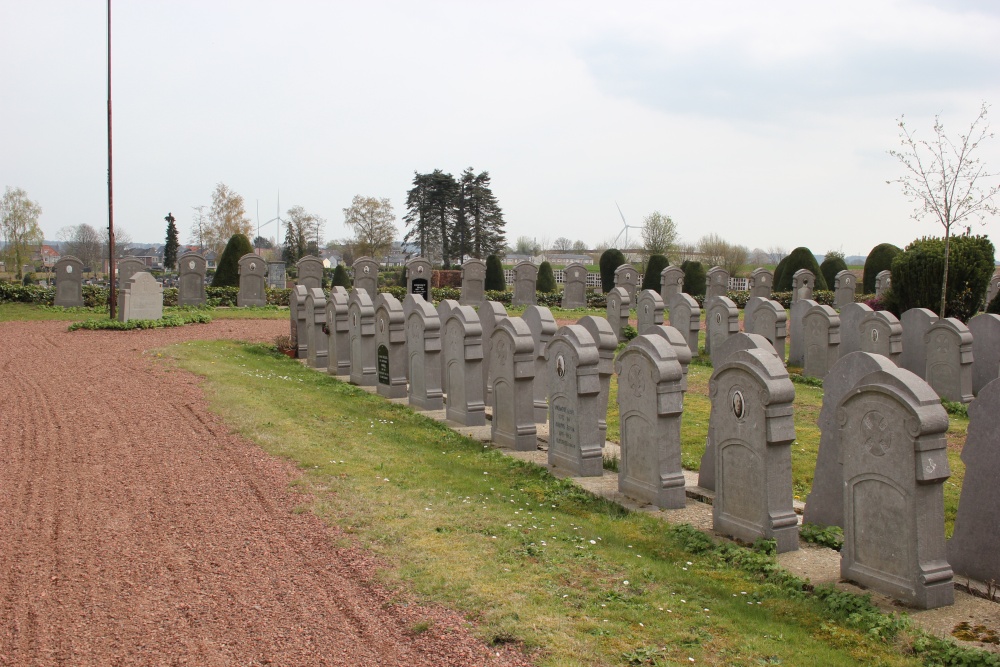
[512,260,538,307]
[968,313,1000,395]
[704,295,739,364]
[304,287,328,369]
[489,317,538,451]
[326,287,351,376]
[293,285,309,358]
[636,289,664,333]
[296,256,324,290]
[834,270,857,309]
[177,253,207,306]
[948,377,1000,584]
[375,293,407,398]
[749,268,773,299]
[986,268,1000,308]
[838,302,872,356]
[266,261,286,289]
[803,352,898,529]
[667,292,701,355]
[352,257,379,299]
[791,268,814,303]
[460,258,486,306]
[899,308,939,378]
[544,325,603,477]
[643,324,693,390]
[118,272,163,322]
[405,257,432,301]
[659,265,685,302]
[614,264,639,304]
[404,295,443,410]
[705,266,730,300]
[53,255,84,307]
[117,258,146,287]
[802,303,841,380]
[237,253,267,307]
[523,306,557,423]
[443,306,486,426]
[838,366,953,609]
[924,318,973,403]
[478,301,509,405]
[561,262,588,309]
[616,334,686,508]
[710,347,799,553]
[436,299,461,395]
[606,287,631,342]
[745,297,788,362]
[578,315,618,443]
[875,270,892,297]
[858,309,903,364]
[348,289,377,386]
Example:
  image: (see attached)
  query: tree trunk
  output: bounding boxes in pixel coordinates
[940,225,950,318]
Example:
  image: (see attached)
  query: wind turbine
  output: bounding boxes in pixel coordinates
[610,202,643,250]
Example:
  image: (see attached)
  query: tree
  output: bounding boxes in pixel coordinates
[212,233,253,287]
[680,260,706,297]
[572,240,588,253]
[403,170,458,266]
[641,211,678,261]
[283,205,325,264]
[553,237,573,252]
[61,224,103,275]
[343,195,396,260]
[774,247,827,291]
[253,236,274,249]
[485,254,506,291]
[514,236,541,256]
[863,243,902,294]
[819,251,847,292]
[698,232,750,277]
[1,186,43,280]
[766,245,788,265]
[456,168,506,260]
[206,183,252,257]
[642,254,670,291]
[888,103,999,317]
[331,264,352,288]
[890,235,995,322]
[164,212,180,271]
[598,248,625,293]
[537,261,557,293]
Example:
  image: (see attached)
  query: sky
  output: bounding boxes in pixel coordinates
[3,0,999,258]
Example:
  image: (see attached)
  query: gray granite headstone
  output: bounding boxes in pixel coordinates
[544,325,603,477]
[460,258,486,306]
[375,293,407,398]
[787,298,815,367]
[117,258,146,288]
[925,317,974,403]
[838,302,872,356]
[791,268,814,303]
[436,299,461,395]
[478,301,508,406]
[801,303,840,380]
[803,352,897,529]
[352,257,379,299]
[348,289,377,386]
[237,253,267,307]
[711,347,799,553]
[858,309,903,364]
[834,270,857,309]
[177,253,207,306]
[704,295,739,364]
[659,265,685,302]
[266,261,286,289]
[490,317,538,451]
[749,268,773,299]
[293,285,309,358]
[948,377,1000,584]
[577,315,618,444]
[636,289,664,334]
[667,292,701,355]
[614,264,639,304]
[118,272,163,322]
[512,260,538,307]
[615,334,686,508]
[404,295,443,411]
[405,257,432,301]
[705,266,729,300]
[326,287,351,376]
[296,256,324,290]
[987,268,1000,308]
[304,287,328,369]
[899,308,939,377]
[53,256,84,307]
[838,366,953,609]
[643,324,693,390]
[443,306,486,426]
[875,269,892,297]
[745,297,787,362]
[561,262,588,309]
[523,305,557,423]
[969,313,1000,395]
[606,287,631,342]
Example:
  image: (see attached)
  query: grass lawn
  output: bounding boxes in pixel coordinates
[0,302,288,322]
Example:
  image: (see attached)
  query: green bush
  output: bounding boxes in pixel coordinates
[536,261,557,293]
[680,260,706,297]
[775,247,827,291]
[890,235,995,322]
[862,243,901,294]
[642,254,669,291]
[331,264,352,289]
[485,255,506,291]
[988,291,1000,314]
[211,234,253,288]
[773,255,790,290]
[599,249,626,293]
[819,255,848,292]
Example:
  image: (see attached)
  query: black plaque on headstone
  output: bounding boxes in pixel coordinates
[411,278,429,300]
[377,344,390,385]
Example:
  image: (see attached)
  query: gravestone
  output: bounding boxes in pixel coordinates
[523,306,557,423]
[606,287,631,342]
[578,315,618,443]
[460,258,486,306]
[704,295,739,365]
[304,287,328,369]
[667,292,701,355]
[968,313,1000,395]
[710,347,799,553]
[326,287,351,376]
[53,256,84,307]
[436,299,461,395]
[838,366,953,609]
[117,258,146,288]
[405,257,432,301]
[347,289,377,386]
[899,308,939,377]
[791,268,814,303]
[237,253,267,307]
[636,289,664,333]
[987,268,1000,308]
[644,324,693,390]
[948,377,1000,584]
[801,304,840,380]
[404,295,443,411]
[266,261,286,289]
[834,270,857,309]
[614,264,639,303]
[177,253,207,306]
[489,317,538,451]
[803,352,898,529]
[924,318,973,403]
[749,268,773,299]
[478,301,508,406]
[118,272,163,322]
[443,306,486,426]
[875,270,892,297]
[705,266,729,300]
[375,293,407,398]
[745,297,787,362]
[659,265,684,301]
[561,262,588,309]
[858,309,903,364]
[838,302,872,356]
[615,334,686,508]
[512,260,538,307]
[787,298,816,367]
[352,257,379,299]
[544,325,603,477]
[292,285,309,358]
[296,256,324,290]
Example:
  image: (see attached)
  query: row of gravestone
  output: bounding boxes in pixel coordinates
[52,253,211,310]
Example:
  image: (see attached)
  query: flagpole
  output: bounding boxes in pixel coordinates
[107,0,117,318]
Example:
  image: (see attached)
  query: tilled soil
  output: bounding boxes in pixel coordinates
[0,320,532,667]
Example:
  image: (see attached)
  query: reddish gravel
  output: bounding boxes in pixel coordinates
[0,319,533,667]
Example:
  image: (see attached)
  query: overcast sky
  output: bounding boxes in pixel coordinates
[3,0,999,258]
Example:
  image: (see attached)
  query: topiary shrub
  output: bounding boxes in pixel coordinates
[820,255,848,292]
[680,260,706,297]
[536,261,557,293]
[331,264,352,288]
[890,235,995,322]
[773,255,790,290]
[211,233,253,288]
[774,247,827,291]
[642,254,669,291]
[862,243,901,294]
[599,248,626,293]
[485,255,506,291]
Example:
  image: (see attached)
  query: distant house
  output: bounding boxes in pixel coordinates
[129,247,164,270]
[545,253,592,265]
[179,246,217,270]
[38,245,61,268]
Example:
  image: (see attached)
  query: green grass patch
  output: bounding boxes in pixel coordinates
[69,312,212,331]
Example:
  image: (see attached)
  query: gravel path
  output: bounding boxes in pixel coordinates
[0,320,531,667]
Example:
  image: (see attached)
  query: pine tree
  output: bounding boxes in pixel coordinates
[403,170,457,266]
[163,212,180,271]
[463,169,506,258]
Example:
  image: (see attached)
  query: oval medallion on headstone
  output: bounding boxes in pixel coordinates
[556,354,566,378]
[871,329,879,343]
[66,265,73,274]
[188,260,196,270]
[364,266,370,274]
[716,313,722,324]
[732,390,746,420]
[417,266,423,274]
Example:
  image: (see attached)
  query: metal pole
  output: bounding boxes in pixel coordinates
[107,0,117,318]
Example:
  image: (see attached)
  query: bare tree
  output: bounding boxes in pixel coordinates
[766,245,788,265]
[572,240,588,252]
[67,224,104,275]
[343,195,396,260]
[698,233,750,276]
[553,237,573,252]
[641,211,678,260]
[749,247,770,266]
[888,102,999,317]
